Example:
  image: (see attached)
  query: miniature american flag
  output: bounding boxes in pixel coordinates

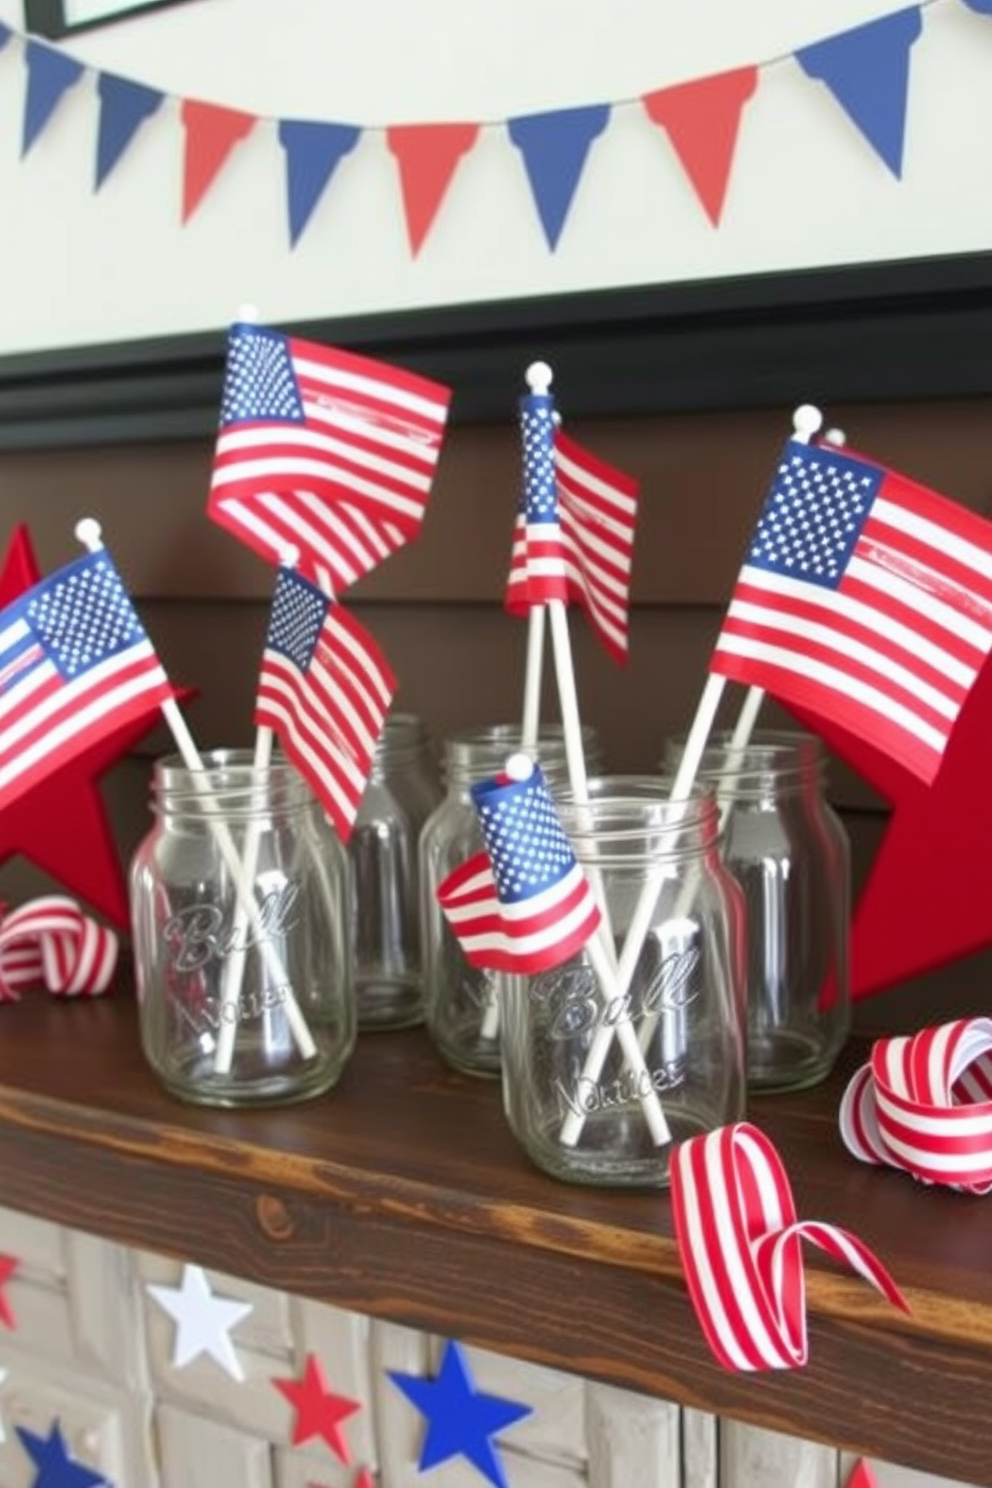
[209,322,452,593]
[711,438,992,784]
[0,550,174,813]
[255,566,395,841]
[505,400,639,663]
[437,758,601,974]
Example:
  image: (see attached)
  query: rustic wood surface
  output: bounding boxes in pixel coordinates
[0,991,989,1483]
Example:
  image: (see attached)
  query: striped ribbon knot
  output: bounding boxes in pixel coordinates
[839,1018,992,1194]
[670,1122,908,1371]
[0,896,118,1003]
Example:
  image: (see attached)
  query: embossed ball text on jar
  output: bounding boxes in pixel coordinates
[499,778,747,1187]
[130,750,355,1107]
[420,724,601,1077]
[663,730,851,1092]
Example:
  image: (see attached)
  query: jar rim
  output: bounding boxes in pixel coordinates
[555,775,718,848]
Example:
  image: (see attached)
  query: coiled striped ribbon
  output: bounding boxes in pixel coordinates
[0,896,118,1003]
[839,1018,992,1194]
[670,1121,908,1371]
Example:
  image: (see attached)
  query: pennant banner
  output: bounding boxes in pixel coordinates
[6,0,985,251]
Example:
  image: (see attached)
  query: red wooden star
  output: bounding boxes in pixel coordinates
[0,527,180,931]
[0,1252,18,1328]
[791,652,992,999]
[273,1352,361,1462]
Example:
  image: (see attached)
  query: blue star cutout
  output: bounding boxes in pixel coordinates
[388,1339,532,1488]
[15,1421,110,1488]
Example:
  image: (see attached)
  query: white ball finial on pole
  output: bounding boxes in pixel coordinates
[75,518,104,553]
[525,361,554,396]
[504,752,535,783]
[279,544,301,569]
[792,404,823,443]
[236,302,260,324]
[822,427,847,447]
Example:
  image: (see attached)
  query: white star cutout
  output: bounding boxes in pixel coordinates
[147,1264,252,1380]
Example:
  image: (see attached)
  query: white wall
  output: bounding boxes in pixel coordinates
[0,0,989,355]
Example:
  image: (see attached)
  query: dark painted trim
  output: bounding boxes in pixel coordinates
[1,252,991,449]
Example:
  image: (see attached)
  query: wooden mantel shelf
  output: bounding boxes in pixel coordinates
[0,994,990,1485]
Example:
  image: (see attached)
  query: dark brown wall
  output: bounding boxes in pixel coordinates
[2,395,990,1031]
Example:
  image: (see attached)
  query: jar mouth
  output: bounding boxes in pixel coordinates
[556,775,718,852]
[444,725,601,787]
[152,749,314,813]
[662,729,824,796]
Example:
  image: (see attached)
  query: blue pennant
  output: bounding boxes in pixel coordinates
[959,0,992,12]
[22,39,86,157]
[0,21,11,49]
[15,1421,110,1487]
[507,103,610,250]
[95,73,164,190]
[796,7,922,178]
[278,119,362,248]
[388,1339,532,1488]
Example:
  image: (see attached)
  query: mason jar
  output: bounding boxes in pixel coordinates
[129,750,355,1107]
[349,712,443,1030]
[499,777,747,1187]
[662,730,851,1092]
[421,724,602,1076]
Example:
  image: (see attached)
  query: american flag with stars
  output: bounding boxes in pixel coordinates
[0,550,174,813]
[254,565,395,841]
[711,438,992,784]
[437,761,602,974]
[505,398,640,664]
[209,322,452,594]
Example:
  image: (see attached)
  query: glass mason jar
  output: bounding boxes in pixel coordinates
[349,713,443,1030]
[499,777,747,1188]
[662,730,851,1092]
[421,724,602,1077]
[130,750,355,1108]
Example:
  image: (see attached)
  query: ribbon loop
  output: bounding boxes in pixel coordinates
[840,1018,992,1193]
[0,896,118,1003]
[671,1121,908,1371]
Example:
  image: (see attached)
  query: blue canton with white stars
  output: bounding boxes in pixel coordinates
[471,767,576,905]
[520,394,559,526]
[265,567,328,670]
[220,325,305,427]
[26,553,147,680]
[747,440,883,590]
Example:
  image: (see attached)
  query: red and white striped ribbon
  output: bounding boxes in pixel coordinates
[0,896,118,1003]
[839,1018,992,1194]
[670,1122,908,1371]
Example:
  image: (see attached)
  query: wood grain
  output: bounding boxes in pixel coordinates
[0,993,990,1482]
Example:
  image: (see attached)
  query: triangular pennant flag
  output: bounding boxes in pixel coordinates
[795,7,922,178]
[95,72,164,190]
[278,119,361,247]
[22,39,85,157]
[180,98,256,224]
[507,104,610,250]
[642,67,758,226]
[386,122,480,255]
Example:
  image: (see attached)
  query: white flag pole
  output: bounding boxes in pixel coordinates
[213,546,300,1074]
[558,402,825,1146]
[74,520,318,1065]
[521,365,670,1145]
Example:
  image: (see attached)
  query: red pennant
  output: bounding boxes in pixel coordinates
[642,67,758,226]
[386,122,479,255]
[180,99,256,224]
